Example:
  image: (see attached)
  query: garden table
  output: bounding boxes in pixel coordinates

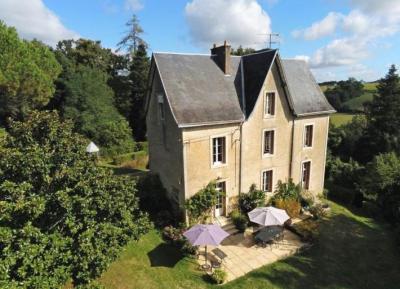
[255,225,283,247]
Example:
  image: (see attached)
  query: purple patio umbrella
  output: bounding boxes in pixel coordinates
[183,224,229,267]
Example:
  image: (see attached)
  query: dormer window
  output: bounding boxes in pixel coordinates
[157,94,164,121]
[264,92,275,117]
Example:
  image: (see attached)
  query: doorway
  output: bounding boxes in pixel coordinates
[214,181,226,217]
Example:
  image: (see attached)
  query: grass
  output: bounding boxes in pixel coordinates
[330,113,356,126]
[97,201,400,289]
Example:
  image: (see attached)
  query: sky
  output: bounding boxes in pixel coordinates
[1,0,400,82]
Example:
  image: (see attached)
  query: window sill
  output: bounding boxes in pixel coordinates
[211,162,228,169]
[262,153,274,158]
[263,114,276,119]
[303,146,313,150]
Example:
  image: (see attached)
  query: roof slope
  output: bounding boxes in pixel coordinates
[151,51,334,127]
[281,59,335,116]
[153,53,244,126]
[242,50,277,117]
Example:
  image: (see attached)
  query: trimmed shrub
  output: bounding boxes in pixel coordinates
[161,225,197,256]
[274,198,301,218]
[209,269,227,284]
[230,210,248,232]
[292,219,320,242]
[309,203,327,219]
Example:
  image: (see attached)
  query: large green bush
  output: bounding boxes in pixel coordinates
[0,111,151,287]
[239,184,265,214]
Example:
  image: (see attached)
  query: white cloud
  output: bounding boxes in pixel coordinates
[0,0,79,46]
[125,0,144,11]
[292,12,342,40]
[293,0,400,71]
[185,0,271,49]
[309,37,369,68]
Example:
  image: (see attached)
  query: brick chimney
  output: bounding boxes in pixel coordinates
[210,40,231,75]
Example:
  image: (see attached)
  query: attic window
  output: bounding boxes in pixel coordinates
[264,92,275,116]
[157,94,165,121]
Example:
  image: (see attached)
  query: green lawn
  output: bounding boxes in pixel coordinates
[98,202,400,289]
[330,113,356,126]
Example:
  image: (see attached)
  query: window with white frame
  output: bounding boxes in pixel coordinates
[263,130,274,155]
[157,94,165,121]
[302,161,311,190]
[212,137,226,165]
[262,170,273,192]
[264,92,275,116]
[304,125,313,148]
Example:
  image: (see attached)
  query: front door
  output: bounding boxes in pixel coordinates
[215,181,226,217]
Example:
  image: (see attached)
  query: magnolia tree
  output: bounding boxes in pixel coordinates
[0,111,151,288]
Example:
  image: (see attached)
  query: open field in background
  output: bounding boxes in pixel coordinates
[320,81,378,112]
[99,142,149,177]
[95,201,400,289]
[330,113,356,127]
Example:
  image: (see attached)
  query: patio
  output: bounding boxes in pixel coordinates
[197,227,305,282]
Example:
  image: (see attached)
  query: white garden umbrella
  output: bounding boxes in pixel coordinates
[248,206,290,226]
[86,141,99,153]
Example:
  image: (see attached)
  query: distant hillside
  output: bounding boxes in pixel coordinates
[320,81,378,112]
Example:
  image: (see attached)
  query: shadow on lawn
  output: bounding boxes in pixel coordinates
[236,211,400,289]
[147,243,184,268]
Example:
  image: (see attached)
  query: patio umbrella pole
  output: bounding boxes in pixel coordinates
[205,245,208,267]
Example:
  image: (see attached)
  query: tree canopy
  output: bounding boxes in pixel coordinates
[52,39,135,154]
[325,77,364,112]
[0,111,151,287]
[0,21,61,123]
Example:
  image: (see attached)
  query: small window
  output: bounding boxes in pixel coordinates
[158,94,165,121]
[263,130,274,155]
[304,125,313,148]
[262,170,273,192]
[264,92,275,116]
[302,161,311,190]
[212,137,226,165]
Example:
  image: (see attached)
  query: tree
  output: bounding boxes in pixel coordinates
[362,152,400,223]
[117,15,146,54]
[0,111,151,287]
[129,43,150,140]
[325,78,364,111]
[231,45,256,56]
[360,65,400,161]
[52,40,135,154]
[0,21,61,123]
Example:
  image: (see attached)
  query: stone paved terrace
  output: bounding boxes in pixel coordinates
[197,228,305,282]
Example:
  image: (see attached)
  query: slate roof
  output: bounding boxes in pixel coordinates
[153,53,245,126]
[281,59,335,116]
[151,50,334,127]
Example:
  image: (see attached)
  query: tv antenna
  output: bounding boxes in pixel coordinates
[257,33,280,49]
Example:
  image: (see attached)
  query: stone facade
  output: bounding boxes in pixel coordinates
[147,54,330,217]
